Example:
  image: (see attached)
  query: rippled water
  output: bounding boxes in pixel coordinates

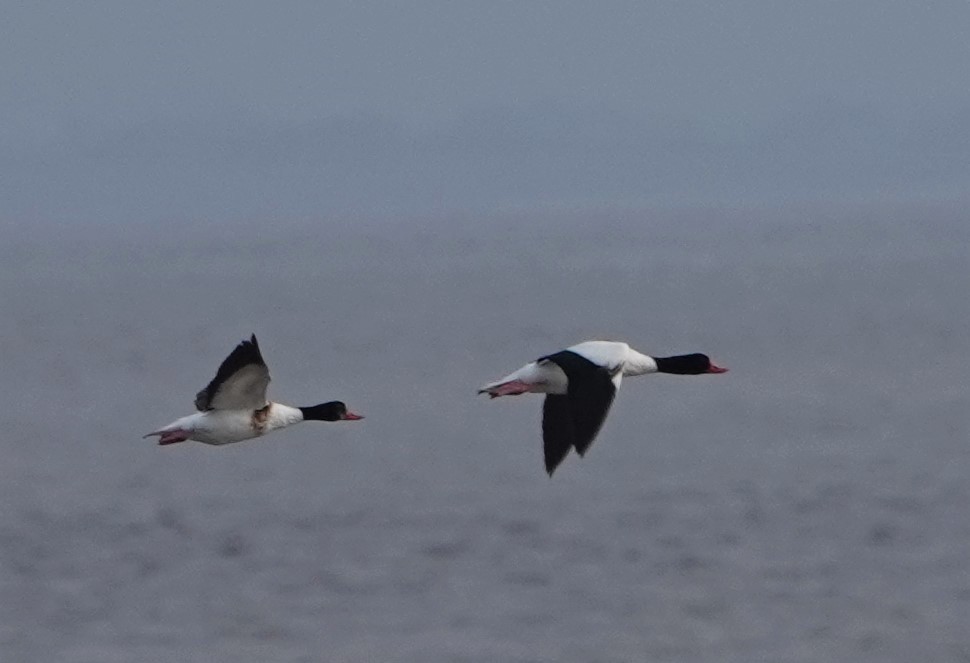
[1,204,967,662]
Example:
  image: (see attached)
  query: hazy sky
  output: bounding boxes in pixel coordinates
[4,1,970,223]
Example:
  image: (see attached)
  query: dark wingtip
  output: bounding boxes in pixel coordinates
[545,458,561,477]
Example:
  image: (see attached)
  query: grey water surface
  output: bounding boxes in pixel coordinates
[1,204,967,662]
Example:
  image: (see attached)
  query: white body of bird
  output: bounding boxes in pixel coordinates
[478,341,657,396]
[147,404,305,445]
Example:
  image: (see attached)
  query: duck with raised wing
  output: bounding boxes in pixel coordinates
[144,335,363,446]
[478,340,727,476]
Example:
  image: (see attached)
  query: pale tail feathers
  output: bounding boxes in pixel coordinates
[142,427,192,445]
[478,380,532,398]
[478,362,536,395]
[478,361,567,397]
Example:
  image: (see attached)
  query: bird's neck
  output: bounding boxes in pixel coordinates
[623,350,659,376]
[266,403,304,430]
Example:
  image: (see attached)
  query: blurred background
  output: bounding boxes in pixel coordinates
[1,3,968,662]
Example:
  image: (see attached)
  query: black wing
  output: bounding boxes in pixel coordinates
[538,350,618,472]
[194,334,271,411]
[542,395,575,476]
